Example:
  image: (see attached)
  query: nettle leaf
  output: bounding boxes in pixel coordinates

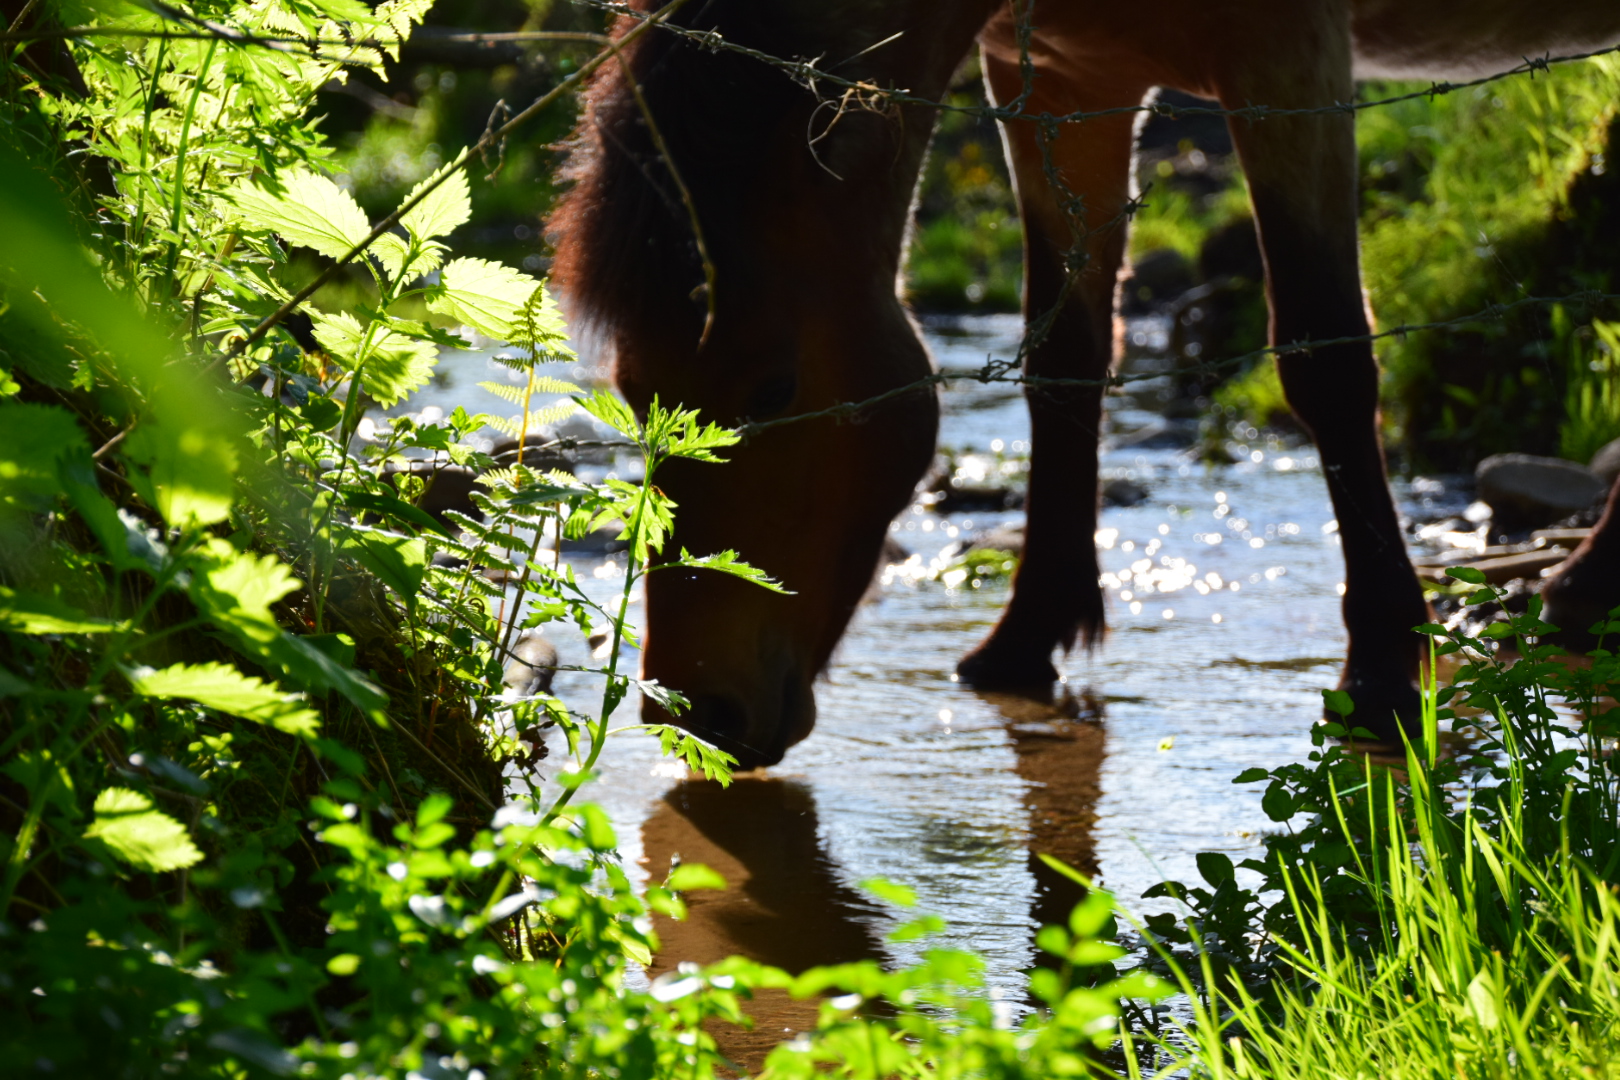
[399,161,471,243]
[310,311,438,406]
[664,549,791,594]
[129,661,320,736]
[0,586,117,634]
[85,788,203,873]
[372,233,446,283]
[229,169,371,261]
[429,258,538,341]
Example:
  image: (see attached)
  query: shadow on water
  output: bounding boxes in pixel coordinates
[643,688,1110,1067]
[641,778,887,1070]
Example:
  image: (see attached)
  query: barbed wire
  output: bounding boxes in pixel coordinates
[735,291,1620,439]
[18,0,1611,455]
[576,0,1620,126]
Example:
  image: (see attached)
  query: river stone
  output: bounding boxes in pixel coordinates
[503,632,557,697]
[1102,477,1149,507]
[1589,436,1620,487]
[1121,248,1195,313]
[1475,453,1606,530]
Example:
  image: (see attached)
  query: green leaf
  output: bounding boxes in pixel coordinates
[0,586,116,634]
[84,788,203,872]
[1232,767,1270,784]
[326,953,361,976]
[577,388,641,439]
[579,804,617,851]
[128,661,320,736]
[1446,565,1487,585]
[310,312,438,407]
[1262,781,1296,822]
[341,528,427,601]
[123,382,239,528]
[0,402,87,511]
[399,160,471,243]
[1196,851,1235,887]
[229,169,372,261]
[428,258,538,341]
[1322,688,1355,718]
[346,489,453,538]
[188,543,386,714]
[861,878,916,908]
[664,549,792,594]
[667,863,727,892]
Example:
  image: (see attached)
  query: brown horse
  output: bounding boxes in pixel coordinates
[550,0,1620,769]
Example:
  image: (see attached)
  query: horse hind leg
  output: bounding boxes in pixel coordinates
[956,48,1151,690]
[1213,11,1428,736]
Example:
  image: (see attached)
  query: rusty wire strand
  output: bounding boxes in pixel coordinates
[576,0,1620,125]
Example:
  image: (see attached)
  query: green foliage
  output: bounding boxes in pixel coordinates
[1359,60,1620,468]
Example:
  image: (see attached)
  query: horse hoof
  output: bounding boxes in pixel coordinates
[955,641,1059,693]
[1329,672,1422,743]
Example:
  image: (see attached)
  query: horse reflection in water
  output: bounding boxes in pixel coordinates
[641,690,1104,1072]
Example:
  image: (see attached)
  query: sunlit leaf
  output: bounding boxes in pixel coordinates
[0,586,116,634]
[229,169,372,261]
[128,661,320,736]
[399,160,471,243]
[428,257,537,341]
[667,863,727,892]
[85,788,203,872]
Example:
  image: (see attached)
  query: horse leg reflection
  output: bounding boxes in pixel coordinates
[979,690,1107,965]
[640,777,885,1071]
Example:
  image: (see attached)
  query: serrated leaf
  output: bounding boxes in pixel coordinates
[372,233,445,282]
[399,161,471,243]
[310,311,439,407]
[577,388,640,438]
[85,788,203,872]
[128,661,320,736]
[229,170,371,261]
[428,258,537,341]
[664,549,791,594]
[0,586,117,634]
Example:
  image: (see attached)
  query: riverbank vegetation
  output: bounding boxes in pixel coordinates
[5,2,1620,1076]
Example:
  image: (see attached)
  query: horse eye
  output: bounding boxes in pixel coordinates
[745,373,797,418]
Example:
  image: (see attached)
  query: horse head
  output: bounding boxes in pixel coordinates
[549,2,984,766]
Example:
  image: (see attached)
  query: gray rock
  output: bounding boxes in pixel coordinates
[964,523,1025,554]
[1589,436,1620,487]
[1121,248,1196,313]
[1102,478,1149,507]
[1475,453,1606,530]
[502,632,557,697]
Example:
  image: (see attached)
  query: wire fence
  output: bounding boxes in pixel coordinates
[8,0,1620,456]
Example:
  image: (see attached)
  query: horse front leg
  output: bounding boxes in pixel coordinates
[1216,10,1428,736]
[956,42,1150,689]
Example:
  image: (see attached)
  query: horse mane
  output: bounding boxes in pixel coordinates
[547,1,823,350]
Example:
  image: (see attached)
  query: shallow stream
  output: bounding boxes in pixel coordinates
[401,315,1470,1062]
